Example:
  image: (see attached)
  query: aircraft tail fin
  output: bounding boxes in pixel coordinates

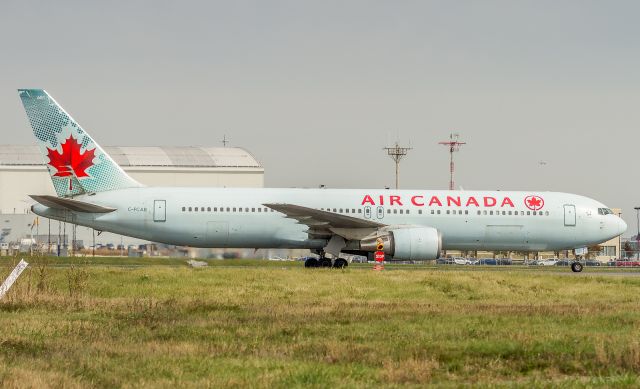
[18,89,142,197]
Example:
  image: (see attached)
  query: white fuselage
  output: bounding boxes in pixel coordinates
[31,188,627,253]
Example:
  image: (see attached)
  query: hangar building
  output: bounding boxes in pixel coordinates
[0,144,264,249]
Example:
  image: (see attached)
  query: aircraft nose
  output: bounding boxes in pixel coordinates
[617,217,628,236]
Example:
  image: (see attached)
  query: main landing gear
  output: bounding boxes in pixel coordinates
[304,251,349,269]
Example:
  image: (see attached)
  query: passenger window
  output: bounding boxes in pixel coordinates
[477,210,481,215]
[258,208,261,212]
[419,210,423,214]
[502,211,506,215]
[358,209,362,213]
[533,211,536,215]
[333,208,337,212]
[446,210,450,215]
[387,209,391,214]
[465,210,468,215]
[489,211,493,215]
[527,211,530,215]
[233,208,237,212]
[431,210,435,214]
[437,210,441,215]
[483,210,487,215]
[399,209,403,214]
[182,207,186,211]
[406,210,410,214]
[545,211,549,216]
[520,211,524,216]
[207,207,211,212]
[252,208,255,212]
[345,209,349,214]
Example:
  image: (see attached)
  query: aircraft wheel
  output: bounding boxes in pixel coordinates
[320,258,332,268]
[571,262,583,273]
[333,258,348,268]
[304,257,319,268]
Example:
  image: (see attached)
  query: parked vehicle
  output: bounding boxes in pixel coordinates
[452,257,473,265]
[475,258,497,265]
[616,261,640,267]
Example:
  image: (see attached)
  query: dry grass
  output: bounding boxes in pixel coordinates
[1,258,640,387]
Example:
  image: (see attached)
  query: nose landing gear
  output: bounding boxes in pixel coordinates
[571,262,583,273]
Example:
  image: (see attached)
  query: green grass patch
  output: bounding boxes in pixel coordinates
[1,258,640,387]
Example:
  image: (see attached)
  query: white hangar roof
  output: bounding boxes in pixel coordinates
[0,145,262,168]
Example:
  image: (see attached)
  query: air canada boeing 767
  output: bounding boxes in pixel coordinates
[19,89,626,272]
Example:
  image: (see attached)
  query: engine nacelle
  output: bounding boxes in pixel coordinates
[390,227,442,260]
[359,227,442,260]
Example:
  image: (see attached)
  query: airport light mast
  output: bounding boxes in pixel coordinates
[439,133,466,190]
[384,142,412,189]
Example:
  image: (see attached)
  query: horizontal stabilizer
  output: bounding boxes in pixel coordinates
[30,195,116,213]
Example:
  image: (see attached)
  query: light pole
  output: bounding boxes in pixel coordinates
[635,207,640,260]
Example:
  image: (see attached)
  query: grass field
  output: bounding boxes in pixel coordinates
[2,256,640,388]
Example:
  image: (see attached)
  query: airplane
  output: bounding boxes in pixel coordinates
[19,89,627,273]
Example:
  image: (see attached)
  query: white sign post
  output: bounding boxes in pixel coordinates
[0,259,29,300]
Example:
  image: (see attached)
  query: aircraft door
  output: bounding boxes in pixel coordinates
[153,200,166,222]
[364,206,372,219]
[376,206,385,219]
[564,205,576,226]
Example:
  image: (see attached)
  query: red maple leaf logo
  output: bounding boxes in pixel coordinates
[46,135,96,178]
[527,197,541,207]
[524,195,544,211]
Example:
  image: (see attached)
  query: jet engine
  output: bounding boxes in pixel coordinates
[360,227,442,260]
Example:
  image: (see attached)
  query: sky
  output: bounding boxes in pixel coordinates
[1,1,639,232]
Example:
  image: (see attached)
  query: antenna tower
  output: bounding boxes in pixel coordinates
[383,142,412,189]
[438,133,466,190]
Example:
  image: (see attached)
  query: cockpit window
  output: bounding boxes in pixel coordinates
[598,208,613,215]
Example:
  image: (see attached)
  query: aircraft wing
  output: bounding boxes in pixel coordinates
[30,195,116,213]
[264,203,384,240]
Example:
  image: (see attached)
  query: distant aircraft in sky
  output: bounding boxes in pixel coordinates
[20,89,626,272]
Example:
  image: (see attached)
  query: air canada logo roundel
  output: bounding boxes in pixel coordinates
[524,195,544,211]
[46,135,96,178]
